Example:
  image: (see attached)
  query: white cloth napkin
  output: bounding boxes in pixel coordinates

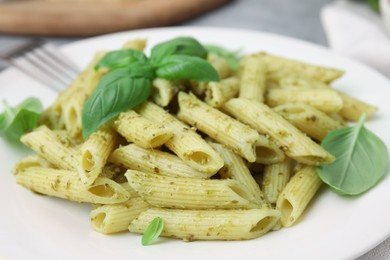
[321,0,390,78]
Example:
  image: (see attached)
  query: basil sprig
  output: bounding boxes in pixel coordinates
[82,37,219,138]
[141,217,164,246]
[317,113,389,195]
[0,98,43,141]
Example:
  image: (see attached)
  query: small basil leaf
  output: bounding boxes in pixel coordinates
[141,217,164,246]
[0,98,43,140]
[150,37,207,65]
[95,49,148,70]
[82,75,153,138]
[156,54,220,82]
[205,44,241,71]
[317,114,389,195]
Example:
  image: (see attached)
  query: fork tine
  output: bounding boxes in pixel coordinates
[9,57,64,92]
[33,47,76,82]
[23,53,71,86]
[0,40,80,92]
[41,44,80,76]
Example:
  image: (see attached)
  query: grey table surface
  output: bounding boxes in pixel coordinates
[0,0,388,259]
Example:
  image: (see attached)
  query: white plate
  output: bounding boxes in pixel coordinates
[1,27,390,260]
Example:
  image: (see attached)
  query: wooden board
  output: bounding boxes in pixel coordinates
[0,0,230,36]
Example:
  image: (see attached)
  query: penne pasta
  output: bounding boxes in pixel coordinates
[151,78,180,107]
[135,101,224,174]
[276,165,322,227]
[122,38,147,51]
[255,52,344,83]
[337,91,378,121]
[114,110,173,148]
[177,92,259,162]
[204,77,239,108]
[273,103,344,141]
[21,125,78,170]
[208,141,265,206]
[207,53,232,79]
[90,197,149,234]
[62,52,107,139]
[223,98,335,165]
[239,56,267,103]
[125,170,260,209]
[78,126,119,186]
[262,158,293,205]
[254,135,285,164]
[266,88,343,114]
[109,144,212,179]
[129,208,280,241]
[15,167,130,204]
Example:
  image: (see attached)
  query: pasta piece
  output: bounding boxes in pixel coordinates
[223,98,335,165]
[208,142,265,206]
[12,155,52,174]
[114,110,173,148]
[43,52,105,130]
[21,125,78,170]
[276,165,322,227]
[177,92,259,162]
[254,135,285,164]
[273,103,344,141]
[120,182,139,198]
[262,158,293,205]
[204,77,239,107]
[109,144,212,179]
[239,56,267,103]
[136,101,224,174]
[337,91,378,121]
[256,52,344,83]
[62,52,107,138]
[151,78,179,107]
[189,81,208,96]
[122,38,147,51]
[78,126,119,186]
[15,167,130,204]
[100,163,126,180]
[129,208,280,241]
[125,170,259,209]
[90,197,149,234]
[278,76,329,89]
[266,88,343,114]
[207,53,232,79]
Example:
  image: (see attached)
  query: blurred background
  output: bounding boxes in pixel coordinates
[0,0,389,77]
[0,0,389,258]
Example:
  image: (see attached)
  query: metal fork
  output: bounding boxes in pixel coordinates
[0,40,80,92]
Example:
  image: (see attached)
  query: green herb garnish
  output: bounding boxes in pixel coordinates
[317,113,388,195]
[82,37,219,138]
[141,217,164,246]
[205,44,242,71]
[95,49,148,71]
[0,98,43,141]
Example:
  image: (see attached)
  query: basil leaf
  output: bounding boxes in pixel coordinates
[205,44,241,71]
[367,0,380,12]
[95,64,155,91]
[95,49,148,70]
[141,217,164,246]
[82,70,153,138]
[156,54,220,82]
[0,98,43,141]
[150,37,207,65]
[317,114,389,195]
